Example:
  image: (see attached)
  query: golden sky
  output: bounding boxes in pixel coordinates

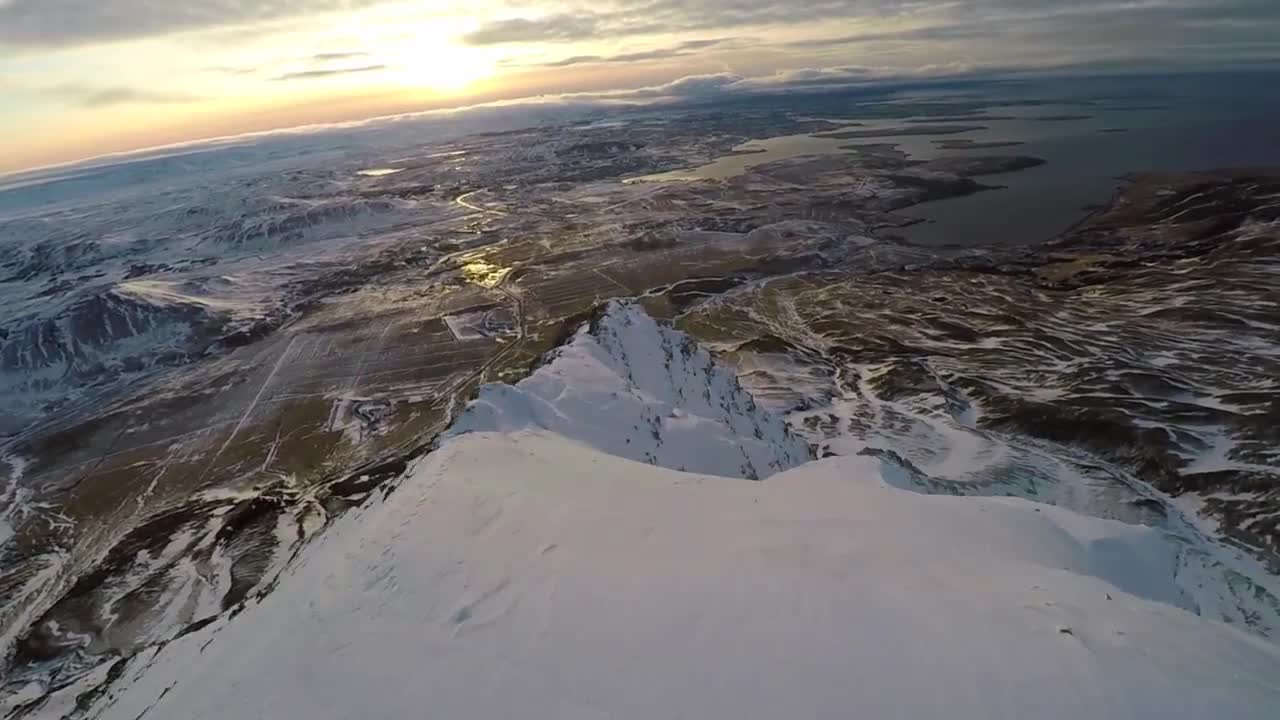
[2,0,1277,173]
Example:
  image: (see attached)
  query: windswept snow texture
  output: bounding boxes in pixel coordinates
[62,431,1280,720]
[448,301,812,479]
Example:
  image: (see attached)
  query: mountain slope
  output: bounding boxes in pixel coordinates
[56,430,1280,720]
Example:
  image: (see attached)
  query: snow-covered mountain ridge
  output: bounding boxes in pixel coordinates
[6,302,1280,720]
[448,300,812,479]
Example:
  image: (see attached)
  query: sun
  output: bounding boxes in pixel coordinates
[387,37,496,95]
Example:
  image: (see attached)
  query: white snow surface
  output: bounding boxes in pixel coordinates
[42,303,1280,719]
[447,300,812,479]
[86,430,1280,720]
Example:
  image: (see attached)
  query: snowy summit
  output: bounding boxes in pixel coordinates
[448,301,813,479]
[27,302,1280,719]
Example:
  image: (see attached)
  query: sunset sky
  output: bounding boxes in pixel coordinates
[2,0,1278,173]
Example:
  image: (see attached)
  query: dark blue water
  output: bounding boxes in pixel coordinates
[888,72,1280,246]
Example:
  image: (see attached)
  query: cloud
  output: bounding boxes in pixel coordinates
[0,0,395,48]
[311,51,369,61]
[534,55,603,67]
[462,14,602,45]
[204,65,259,76]
[788,24,995,49]
[568,70,797,102]
[272,64,388,81]
[636,72,745,97]
[457,0,1280,71]
[462,2,951,46]
[204,50,372,77]
[516,37,741,68]
[2,0,1277,76]
[39,83,204,107]
[571,61,1034,104]
[82,87,202,107]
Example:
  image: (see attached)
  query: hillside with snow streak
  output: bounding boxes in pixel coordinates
[448,300,812,479]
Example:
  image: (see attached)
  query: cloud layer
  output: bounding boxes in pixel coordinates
[2,0,1278,56]
[460,0,1280,48]
[508,38,741,68]
[273,64,389,81]
[36,83,205,107]
[0,0,393,47]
